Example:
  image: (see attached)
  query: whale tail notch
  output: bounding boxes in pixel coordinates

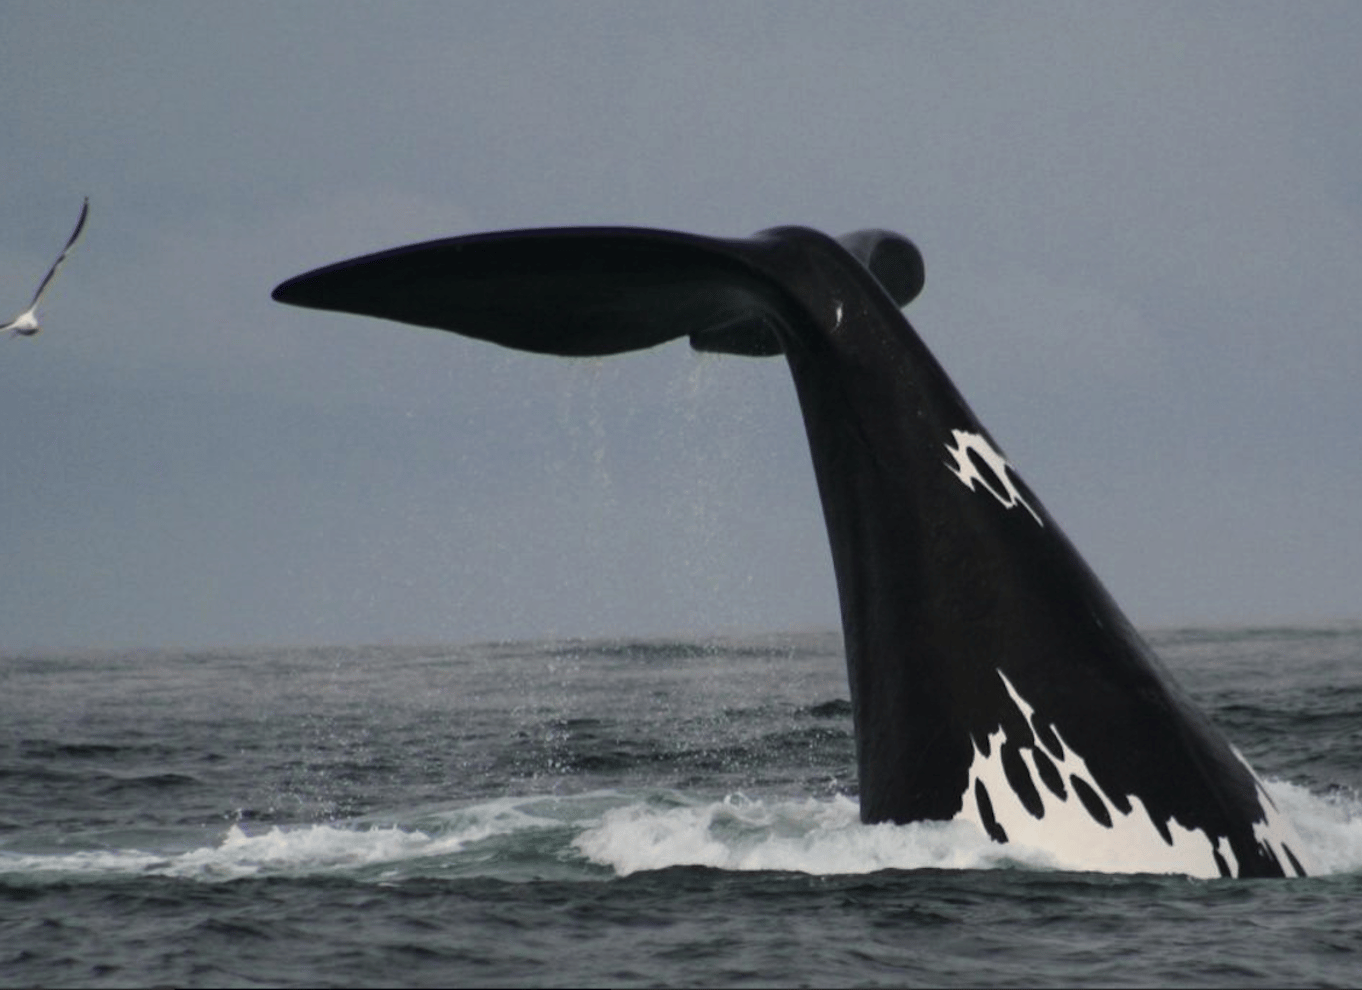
[271,226,923,359]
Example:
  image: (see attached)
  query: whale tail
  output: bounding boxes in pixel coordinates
[271,226,922,358]
[273,222,1311,878]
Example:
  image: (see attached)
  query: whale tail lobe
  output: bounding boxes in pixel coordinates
[271,226,922,359]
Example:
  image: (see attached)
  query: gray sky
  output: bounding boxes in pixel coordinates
[2,2,1359,650]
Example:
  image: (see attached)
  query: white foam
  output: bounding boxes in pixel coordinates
[1269,779,1362,876]
[0,823,451,880]
[0,796,558,881]
[4,785,1358,882]
[573,784,1362,880]
[572,793,1008,877]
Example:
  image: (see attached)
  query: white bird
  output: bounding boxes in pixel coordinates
[3,197,89,338]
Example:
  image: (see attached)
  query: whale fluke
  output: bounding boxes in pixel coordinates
[273,223,1310,879]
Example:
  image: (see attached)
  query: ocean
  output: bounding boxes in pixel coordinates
[2,626,1359,987]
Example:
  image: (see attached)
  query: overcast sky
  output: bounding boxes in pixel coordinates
[2,2,1359,651]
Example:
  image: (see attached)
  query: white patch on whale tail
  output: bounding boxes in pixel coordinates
[1231,745,1314,876]
[943,430,1044,526]
[954,670,1312,878]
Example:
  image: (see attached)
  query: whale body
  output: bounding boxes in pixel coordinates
[273,225,1309,878]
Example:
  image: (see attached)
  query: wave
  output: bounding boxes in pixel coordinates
[4,780,1358,884]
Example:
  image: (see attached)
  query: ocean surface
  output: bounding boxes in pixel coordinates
[2,625,1360,988]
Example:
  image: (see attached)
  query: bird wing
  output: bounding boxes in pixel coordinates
[24,197,89,310]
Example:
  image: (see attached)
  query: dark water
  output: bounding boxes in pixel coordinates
[2,627,1360,987]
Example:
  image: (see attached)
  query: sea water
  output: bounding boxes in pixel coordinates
[2,627,1360,987]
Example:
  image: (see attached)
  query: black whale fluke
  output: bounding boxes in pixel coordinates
[273,224,1309,879]
[271,226,921,358]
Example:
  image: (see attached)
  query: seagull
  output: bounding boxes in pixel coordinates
[3,197,89,338]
